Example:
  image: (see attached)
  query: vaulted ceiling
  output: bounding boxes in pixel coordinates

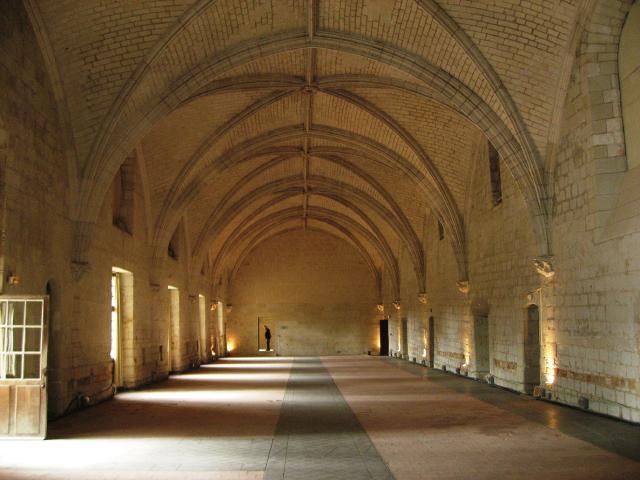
[26,0,598,293]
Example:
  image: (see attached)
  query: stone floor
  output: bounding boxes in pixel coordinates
[1,356,640,479]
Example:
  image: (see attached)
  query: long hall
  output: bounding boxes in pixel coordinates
[2,1,640,478]
[2,356,639,479]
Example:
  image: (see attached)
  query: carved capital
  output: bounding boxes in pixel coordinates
[376,303,385,313]
[392,300,401,311]
[533,256,555,278]
[417,292,428,304]
[456,280,470,294]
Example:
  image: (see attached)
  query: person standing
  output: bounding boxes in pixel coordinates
[264,325,272,351]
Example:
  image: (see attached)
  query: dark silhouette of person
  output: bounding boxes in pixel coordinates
[264,325,271,351]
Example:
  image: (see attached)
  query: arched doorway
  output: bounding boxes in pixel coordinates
[524,305,541,394]
[471,299,491,379]
[428,316,435,367]
[401,317,408,358]
[473,314,490,378]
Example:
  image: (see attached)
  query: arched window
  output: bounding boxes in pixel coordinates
[112,154,136,234]
[488,142,502,206]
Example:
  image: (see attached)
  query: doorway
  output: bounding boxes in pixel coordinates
[112,268,133,387]
[198,295,207,362]
[473,315,490,377]
[215,301,226,355]
[428,316,435,366]
[401,317,408,358]
[168,286,180,372]
[257,316,275,352]
[379,319,389,356]
[524,305,541,394]
[110,272,122,387]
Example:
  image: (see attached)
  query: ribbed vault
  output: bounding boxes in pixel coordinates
[28,0,594,300]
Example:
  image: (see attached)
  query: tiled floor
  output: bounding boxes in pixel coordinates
[324,357,640,480]
[1,356,639,479]
[264,358,392,480]
[0,358,293,479]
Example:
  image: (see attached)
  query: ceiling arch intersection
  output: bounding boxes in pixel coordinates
[157,122,458,281]
[188,153,426,283]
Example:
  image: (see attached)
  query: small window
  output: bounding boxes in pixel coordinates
[168,226,180,260]
[438,220,445,240]
[488,142,502,206]
[0,299,45,380]
[112,154,136,233]
[167,241,177,260]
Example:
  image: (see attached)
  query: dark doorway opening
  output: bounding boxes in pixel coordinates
[474,314,490,378]
[524,305,541,394]
[379,319,389,356]
[401,317,408,358]
[428,316,435,366]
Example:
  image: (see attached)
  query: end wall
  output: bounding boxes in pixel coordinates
[228,230,379,356]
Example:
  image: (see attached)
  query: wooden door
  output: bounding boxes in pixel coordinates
[0,296,48,439]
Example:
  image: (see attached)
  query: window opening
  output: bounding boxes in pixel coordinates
[112,155,135,234]
[0,299,44,379]
[489,142,502,206]
[168,226,179,260]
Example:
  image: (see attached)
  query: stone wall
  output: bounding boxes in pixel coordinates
[227,230,379,356]
[52,169,218,416]
[389,0,640,423]
[0,1,75,417]
[0,3,218,418]
[544,0,640,421]
[389,138,540,391]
